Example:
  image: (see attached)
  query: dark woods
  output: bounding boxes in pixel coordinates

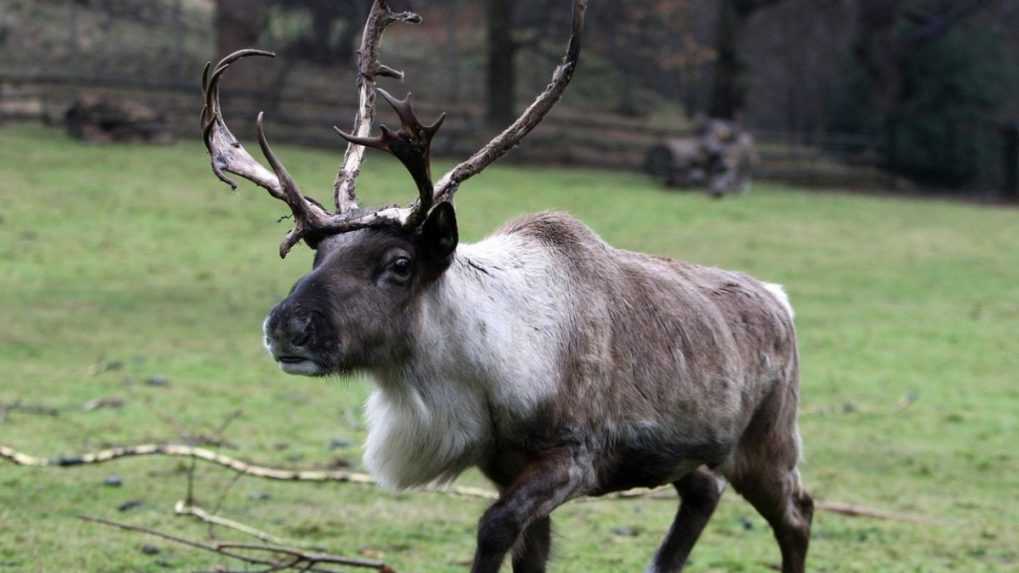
[2,0,1016,192]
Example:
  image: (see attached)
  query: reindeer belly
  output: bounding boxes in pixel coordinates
[584,410,740,494]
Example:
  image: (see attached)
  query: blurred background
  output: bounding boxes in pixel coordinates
[3,0,1019,197]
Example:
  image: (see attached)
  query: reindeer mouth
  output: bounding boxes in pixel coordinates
[275,355,327,376]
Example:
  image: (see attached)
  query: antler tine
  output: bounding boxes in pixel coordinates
[333,0,423,214]
[335,88,446,229]
[378,88,448,140]
[256,114,313,221]
[331,124,391,151]
[202,49,277,149]
[433,0,589,203]
[201,48,346,258]
[378,89,417,130]
[377,89,446,226]
[200,49,286,200]
[255,113,334,258]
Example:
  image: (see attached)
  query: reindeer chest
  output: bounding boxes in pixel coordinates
[360,374,494,489]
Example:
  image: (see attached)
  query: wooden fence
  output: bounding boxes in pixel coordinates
[0,72,904,191]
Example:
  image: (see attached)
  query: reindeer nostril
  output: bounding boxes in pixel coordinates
[288,315,314,347]
[291,329,311,347]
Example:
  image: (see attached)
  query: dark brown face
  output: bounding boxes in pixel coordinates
[263,203,458,376]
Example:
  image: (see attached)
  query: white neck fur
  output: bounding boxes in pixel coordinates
[362,234,565,489]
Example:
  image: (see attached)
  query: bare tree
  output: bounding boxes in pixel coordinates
[215,0,266,64]
[709,0,786,119]
[851,0,994,120]
[484,0,571,125]
[214,0,269,91]
[485,0,517,125]
[270,0,366,66]
[590,0,699,116]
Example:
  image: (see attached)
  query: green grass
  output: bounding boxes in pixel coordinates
[1,123,1017,572]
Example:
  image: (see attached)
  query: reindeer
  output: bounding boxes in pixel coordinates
[199,1,813,572]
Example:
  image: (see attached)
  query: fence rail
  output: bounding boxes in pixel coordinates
[1,72,910,190]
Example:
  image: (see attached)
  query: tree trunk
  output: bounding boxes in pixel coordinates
[850,0,993,174]
[708,0,786,120]
[446,0,462,105]
[215,0,265,58]
[214,0,267,89]
[851,0,904,118]
[486,0,517,126]
[335,1,364,65]
[708,0,744,120]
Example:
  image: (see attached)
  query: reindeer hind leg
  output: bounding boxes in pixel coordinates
[646,467,726,573]
[511,516,552,573]
[722,398,813,573]
[728,464,813,573]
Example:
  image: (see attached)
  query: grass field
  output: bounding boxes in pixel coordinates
[1,123,1017,572]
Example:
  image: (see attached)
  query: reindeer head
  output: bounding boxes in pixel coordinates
[201,0,586,376]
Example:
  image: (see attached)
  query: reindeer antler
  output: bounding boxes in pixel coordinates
[434,0,589,202]
[199,2,421,258]
[199,0,588,258]
[337,0,588,208]
[201,49,285,198]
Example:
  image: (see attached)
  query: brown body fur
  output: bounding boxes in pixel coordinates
[476,213,811,573]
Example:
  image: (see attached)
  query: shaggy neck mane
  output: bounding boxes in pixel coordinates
[364,234,563,489]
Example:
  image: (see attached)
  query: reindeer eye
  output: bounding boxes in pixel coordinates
[388,256,413,279]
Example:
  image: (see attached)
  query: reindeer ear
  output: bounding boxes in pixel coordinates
[419,201,458,262]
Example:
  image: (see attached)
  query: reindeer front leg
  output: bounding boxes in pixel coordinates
[471,451,583,573]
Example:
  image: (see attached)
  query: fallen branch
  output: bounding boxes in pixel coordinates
[815,500,938,525]
[80,514,393,572]
[598,486,674,500]
[0,443,493,499]
[2,443,373,481]
[5,444,934,523]
[0,401,62,422]
[175,500,302,547]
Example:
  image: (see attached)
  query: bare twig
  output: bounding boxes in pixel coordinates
[596,486,675,500]
[7,444,935,524]
[815,501,939,525]
[185,457,197,506]
[80,514,391,572]
[154,408,240,448]
[79,515,276,567]
[210,469,244,518]
[600,487,938,523]
[174,500,301,547]
[213,410,244,440]
[205,469,244,540]
[0,400,62,422]
[1,442,374,480]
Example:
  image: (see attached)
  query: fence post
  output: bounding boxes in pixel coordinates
[1003,122,1018,202]
[446,0,461,105]
[68,0,79,62]
[172,0,184,82]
